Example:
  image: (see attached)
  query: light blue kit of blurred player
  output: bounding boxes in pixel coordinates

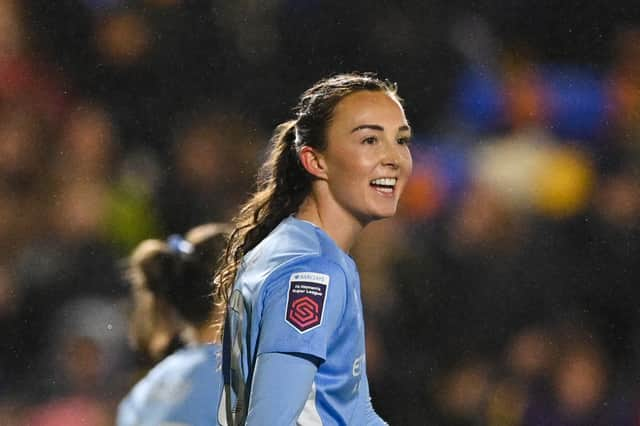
[116,224,229,426]
[118,343,223,425]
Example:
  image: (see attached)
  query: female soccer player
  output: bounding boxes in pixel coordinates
[216,73,412,425]
[117,223,230,426]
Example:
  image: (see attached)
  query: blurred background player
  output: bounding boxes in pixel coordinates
[117,222,230,426]
[215,72,412,425]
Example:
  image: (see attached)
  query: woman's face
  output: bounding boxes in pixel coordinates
[320,90,412,225]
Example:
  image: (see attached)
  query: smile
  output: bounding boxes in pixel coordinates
[370,177,397,194]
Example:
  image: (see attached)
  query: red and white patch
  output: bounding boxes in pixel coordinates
[285,272,330,333]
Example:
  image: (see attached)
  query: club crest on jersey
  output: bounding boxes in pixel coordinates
[285,272,329,333]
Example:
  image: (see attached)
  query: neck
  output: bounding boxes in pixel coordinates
[193,322,221,344]
[295,188,366,252]
[192,309,223,344]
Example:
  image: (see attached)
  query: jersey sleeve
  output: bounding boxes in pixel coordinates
[256,256,347,362]
[245,352,318,425]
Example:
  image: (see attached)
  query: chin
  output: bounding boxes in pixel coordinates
[352,201,399,225]
[369,207,398,222]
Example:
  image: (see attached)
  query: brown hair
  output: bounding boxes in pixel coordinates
[127,223,230,360]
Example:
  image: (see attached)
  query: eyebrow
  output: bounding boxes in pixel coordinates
[350,124,411,133]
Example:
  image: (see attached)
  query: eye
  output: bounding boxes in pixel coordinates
[397,136,411,146]
[362,136,378,145]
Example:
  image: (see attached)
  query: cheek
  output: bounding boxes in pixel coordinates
[333,154,370,181]
[400,150,413,179]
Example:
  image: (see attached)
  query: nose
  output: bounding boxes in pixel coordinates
[381,140,401,169]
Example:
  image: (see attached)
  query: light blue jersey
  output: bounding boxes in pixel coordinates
[117,343,223,426]
[223,216,385,425]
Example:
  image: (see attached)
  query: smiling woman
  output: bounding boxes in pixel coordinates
[215,73,412,425]
[296,90,412,233]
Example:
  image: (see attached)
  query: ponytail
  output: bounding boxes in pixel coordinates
[215,120,309,302]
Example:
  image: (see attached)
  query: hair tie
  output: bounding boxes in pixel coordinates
[293,124,303,152]
[167,234,194,256]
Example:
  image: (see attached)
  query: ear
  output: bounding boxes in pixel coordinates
[298,146,327,180]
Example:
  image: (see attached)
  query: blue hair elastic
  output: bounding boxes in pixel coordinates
[167,234,194,256]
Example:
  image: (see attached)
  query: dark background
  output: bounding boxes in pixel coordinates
[3,0,640,424]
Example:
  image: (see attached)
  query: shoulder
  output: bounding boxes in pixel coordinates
[252,217,349,263]
[239,218,351,294]
[155,345,211,375]
[264,255,348,296]
[125,345,221,402]
[117,345,222,424]
[258,255,349,335]
[253,256,350,356]
[184,344,223,385]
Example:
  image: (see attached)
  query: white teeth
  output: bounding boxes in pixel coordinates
[370,177,397,187]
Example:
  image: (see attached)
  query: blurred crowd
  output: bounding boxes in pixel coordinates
[2,0,640,425]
